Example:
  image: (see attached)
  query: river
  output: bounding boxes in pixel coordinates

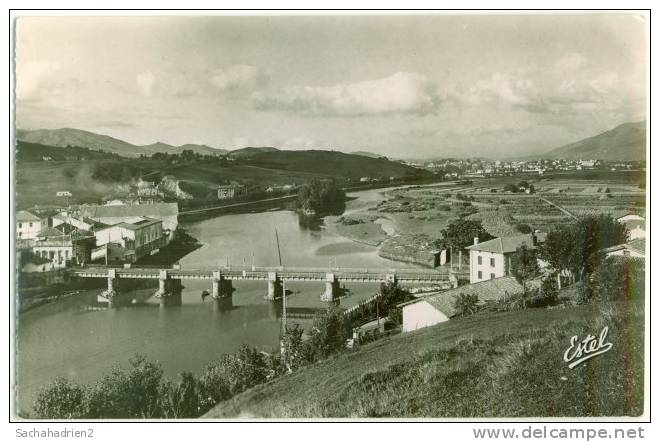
[15,186,422,415]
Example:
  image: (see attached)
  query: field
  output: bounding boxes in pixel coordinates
[325,172,646,266]
[205,300,644,418]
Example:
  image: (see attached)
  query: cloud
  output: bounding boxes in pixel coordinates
[16,61,63,100]
[210,65,267,96]
[466,59,627,115]
[253,72,442,117]
[555,53,588,70]
[136,71,156,96]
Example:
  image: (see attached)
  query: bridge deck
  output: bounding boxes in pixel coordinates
[72,265,454,283]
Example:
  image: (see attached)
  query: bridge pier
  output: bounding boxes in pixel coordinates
[385,273,398,285]
[212,271,233,309]
[321,272,340,302]
[265,272,283,301]
[99,269,120,307]
[154,270,183,307]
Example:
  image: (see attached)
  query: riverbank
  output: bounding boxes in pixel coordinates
[324,184,465,268]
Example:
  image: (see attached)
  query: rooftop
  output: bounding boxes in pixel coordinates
[414,276,541,318]
[466,233,546,254]
[603,238,646,257]
[80,202,178,219]
[17,210,40,222]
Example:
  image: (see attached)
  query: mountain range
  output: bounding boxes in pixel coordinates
[537,121,646,161]
[15,128,228,158]
[16,121,647,162]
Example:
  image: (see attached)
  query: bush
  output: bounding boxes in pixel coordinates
[160,372,201,418]
[33,377,86,419]
[516,223,533,234]
[589,257,645,302]
[453,293,480,316]
[308,307,351,359]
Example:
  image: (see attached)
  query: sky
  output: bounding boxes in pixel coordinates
[14,13,648,159]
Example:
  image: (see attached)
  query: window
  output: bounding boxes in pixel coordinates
[490,273,495,280]
[18,223,22,228]
[477,256,482,265]
[490,258,495,267]
[477,271,482,280]
[29,222,33,228]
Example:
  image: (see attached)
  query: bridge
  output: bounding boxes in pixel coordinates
[72,265,458,308]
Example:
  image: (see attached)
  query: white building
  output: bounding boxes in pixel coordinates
[93,217,165,263]
[465,233,545,284]
[56,191,72,197]
[617,214,644,223]
[401,276,533,333]
[79,202,178,237]
[217,184,247,200]
[616,214,646,240]
[16,210,43,240]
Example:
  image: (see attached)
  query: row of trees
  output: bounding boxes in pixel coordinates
[33,348,272,419]
[34,297,375,419]
[296,179,346,215]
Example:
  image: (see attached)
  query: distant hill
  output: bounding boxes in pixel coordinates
[350,150,388,160]
[16,128,227,157]
[15,140,121,162]
[539,121,646,161]
[228,146,279,159]
[243,150,428,180]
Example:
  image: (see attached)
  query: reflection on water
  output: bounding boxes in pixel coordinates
[16,188,420,415]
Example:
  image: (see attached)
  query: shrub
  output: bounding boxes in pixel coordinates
[453,293,480,316]
[33,377,86,419]
[308,307,351,359]
[516,223,533,234]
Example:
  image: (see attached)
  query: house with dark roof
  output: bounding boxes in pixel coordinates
[465,233,546,284]
[401,276,540,332]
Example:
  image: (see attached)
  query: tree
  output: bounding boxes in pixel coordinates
[85,354,164,418]
[296,179,346,215]
[589,256,645,302]
[281,323,307,371]
[159,372,201,418]
[453,293,480,316]
[510,244,540,308]
[197,362,232,411]
[33,377,86,419]
[503,183,519,193]
[308,307,351,359]
[213,345,269,395]
[539,215,628,286]
[539,275,559,306]
[439,219,494,250]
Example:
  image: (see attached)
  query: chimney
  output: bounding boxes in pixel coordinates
[473,237,479,246]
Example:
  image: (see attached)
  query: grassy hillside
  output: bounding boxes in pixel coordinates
[244,150,428,180]
[15,144,430,208]
[227,147,279,159]
[541,121,646,161]
[15,140,120,162]
[205,301,644,418]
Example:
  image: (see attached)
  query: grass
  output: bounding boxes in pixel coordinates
[204,301,644,418]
